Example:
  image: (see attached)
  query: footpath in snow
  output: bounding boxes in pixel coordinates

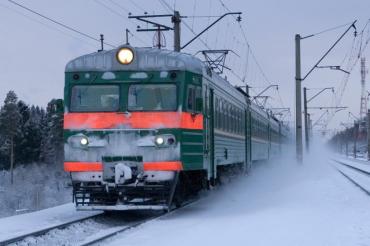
[104,150,370,246]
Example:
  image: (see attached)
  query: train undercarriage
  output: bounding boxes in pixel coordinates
[73,170,206,211]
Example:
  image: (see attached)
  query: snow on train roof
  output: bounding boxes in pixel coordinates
[65,45,204,74]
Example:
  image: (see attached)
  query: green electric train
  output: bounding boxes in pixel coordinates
[63,45,289,211]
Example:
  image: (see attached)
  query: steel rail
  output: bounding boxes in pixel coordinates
[333,166,370,196]
[80,199,198,246]
[332,159,370,176]
[331,159,370,196]
[0,213,103,246]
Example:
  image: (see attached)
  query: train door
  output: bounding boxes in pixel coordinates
[203,84,215,183]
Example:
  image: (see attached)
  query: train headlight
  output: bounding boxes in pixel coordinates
[155,136,165,146]
[80,137,89,146]
[116,47,134,65]
[68,134,90,149]
[154,134,176,147]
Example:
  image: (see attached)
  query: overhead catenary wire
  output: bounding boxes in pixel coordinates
[93,0,151,47]
[0,3,98,49]
[7,0,116,48]
[308,21,358,38]
[127,0,147,13]
[214,0,286,109]
[157,0,212,50]
[323,20,370,128]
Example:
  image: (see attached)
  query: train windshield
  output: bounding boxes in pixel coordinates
[128,84,177,111]
[70,85,119,112]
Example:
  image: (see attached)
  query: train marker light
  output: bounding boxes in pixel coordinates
[116,47,134,65]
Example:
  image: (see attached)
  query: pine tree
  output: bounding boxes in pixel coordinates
[14,100,29,163]
[0,91,22,184]
[14,103,44,164]
[40,99,64,164]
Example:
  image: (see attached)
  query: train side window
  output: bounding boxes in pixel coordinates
[224,101,227,131]
[240,109,243,135]
[238,109,241,135]
[187,86,194,110]
[223,102,226,132]
[215,97,220,129]
[187,86,202,113]
[226,103,230,132]
[218,99,222,129]
[234,108,237,134]
[195,87,202,113]
[237,108,240,134]
[230,104,233,133]
[234,107,237,134]
[230,106,233,133]
[215,97,218,129]
[231,107,235,133]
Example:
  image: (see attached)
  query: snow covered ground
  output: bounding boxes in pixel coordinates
[0,203,100,244]
[103,148,370,246]
[1,145,369,246]
[0,162,71,218]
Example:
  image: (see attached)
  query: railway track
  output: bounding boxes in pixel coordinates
[4,211,160,246]
[331,158,370,196]
[80,199,197,246]
[3,199,196,246]
[0,213,103,246]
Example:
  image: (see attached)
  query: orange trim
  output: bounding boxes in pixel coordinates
[64,162,103,172]
[144,161,183,171]
[64,112,203,130]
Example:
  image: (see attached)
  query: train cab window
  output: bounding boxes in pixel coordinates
[187,86,202,113]
[128,84,177,111]
[70,85,119,112]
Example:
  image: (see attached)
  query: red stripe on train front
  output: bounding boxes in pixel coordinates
[64,161,183,172]
[143,161,183,171]
[64,112,203,130]
[64,162,103,172]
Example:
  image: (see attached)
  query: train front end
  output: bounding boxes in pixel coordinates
[64,46,204,211]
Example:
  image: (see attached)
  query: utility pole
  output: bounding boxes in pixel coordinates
[354,121,359,158]
[360,58,367,122]
[368,109,370,160]
[294,20,356,163]
[304,87,334,152]
[172,11,181,52]
[130,11,241,52]
[303,87,308,152]
[308,114,312,137]
[295,34,303,162]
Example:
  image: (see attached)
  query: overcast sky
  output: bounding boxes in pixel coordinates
[0,0,369,135]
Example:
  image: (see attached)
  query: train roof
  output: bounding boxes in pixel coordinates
[65,45,204,74]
